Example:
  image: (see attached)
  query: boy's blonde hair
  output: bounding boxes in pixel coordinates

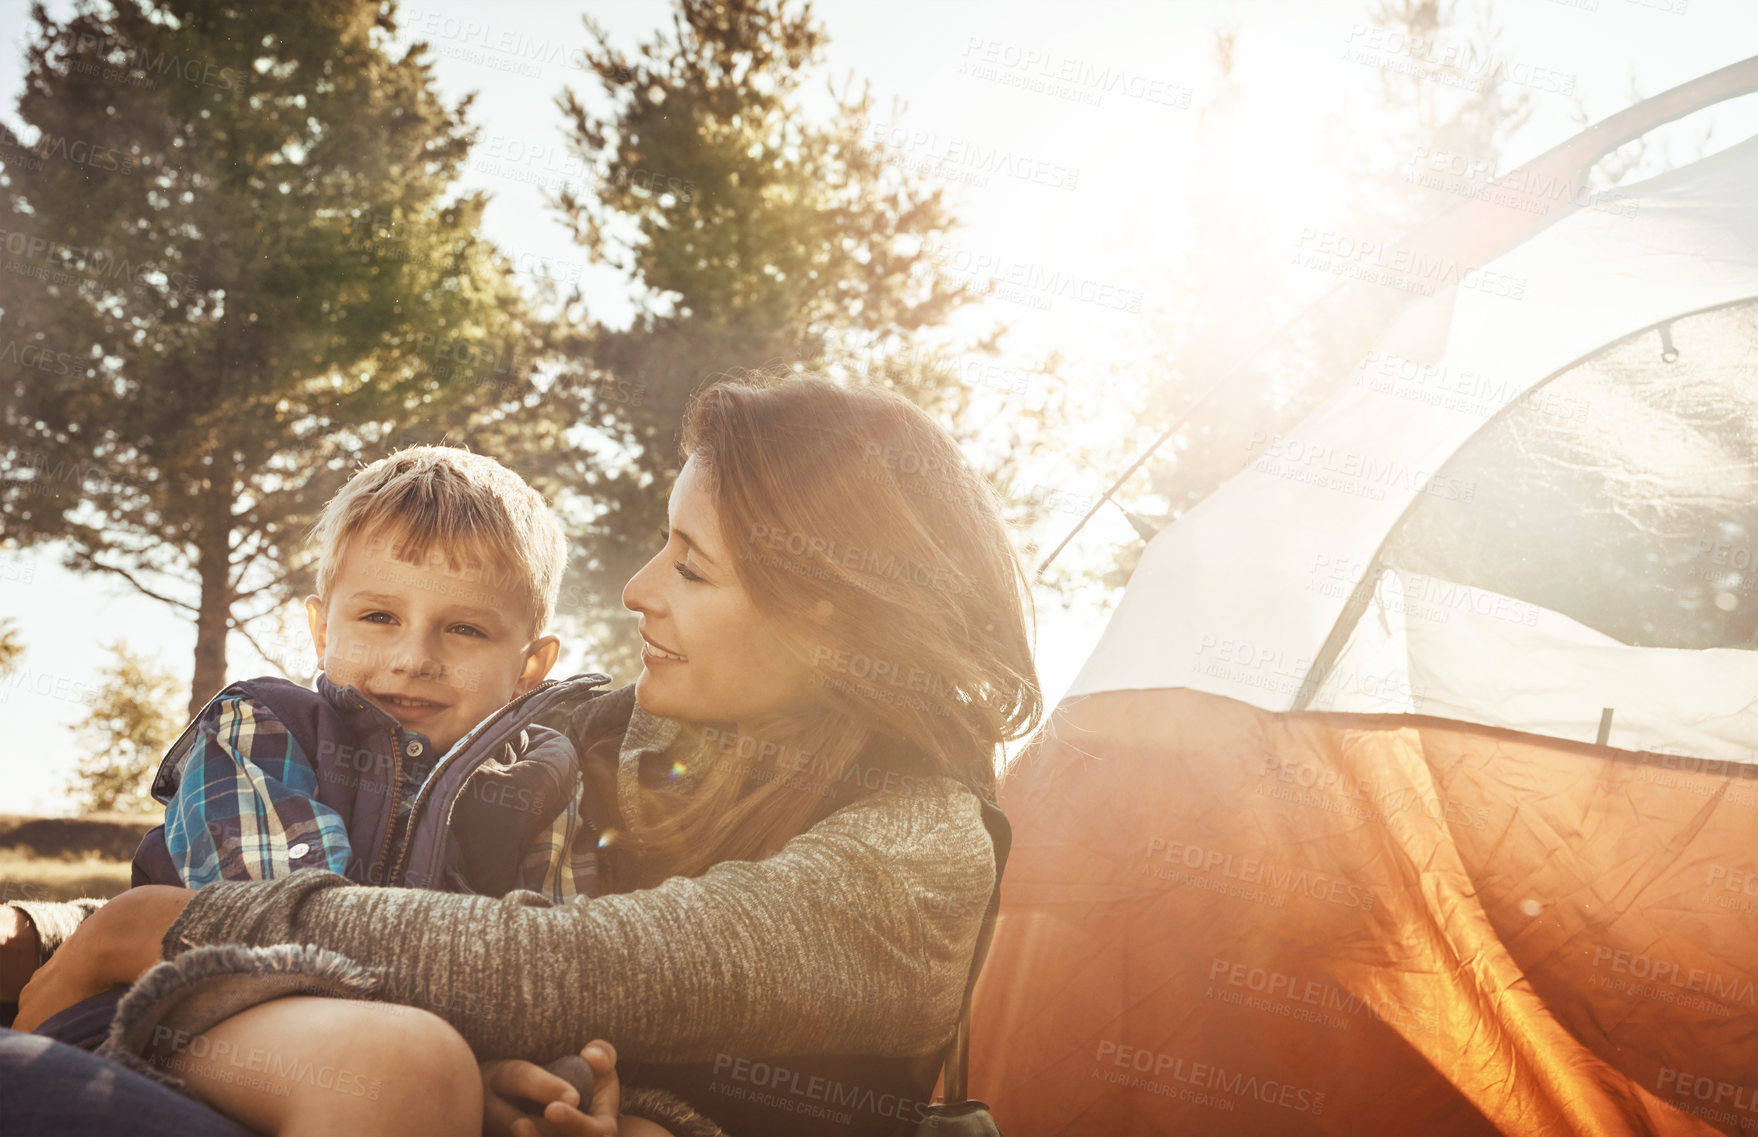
[310,446,567,637]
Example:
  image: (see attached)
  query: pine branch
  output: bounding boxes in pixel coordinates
[77,558,200,614]
[229,617,309,682]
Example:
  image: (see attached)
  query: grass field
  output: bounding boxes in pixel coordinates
[0,813,155,903]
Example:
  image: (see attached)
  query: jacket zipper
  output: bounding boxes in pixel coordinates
[386,677,566,887]
[371,727,404,886]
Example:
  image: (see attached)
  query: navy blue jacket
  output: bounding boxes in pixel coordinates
[133,672,613,897]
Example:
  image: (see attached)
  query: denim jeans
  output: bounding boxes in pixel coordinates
[0,1028,253,1136]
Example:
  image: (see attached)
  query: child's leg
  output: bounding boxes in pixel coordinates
[164,996,480,1137]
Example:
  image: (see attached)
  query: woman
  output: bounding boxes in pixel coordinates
[2,374,1041,1137]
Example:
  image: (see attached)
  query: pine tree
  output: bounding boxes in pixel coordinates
[67,640,181,814]
[508,0,995,668]
[0,0,543,715]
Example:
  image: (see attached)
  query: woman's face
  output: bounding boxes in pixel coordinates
[622,455,812,728]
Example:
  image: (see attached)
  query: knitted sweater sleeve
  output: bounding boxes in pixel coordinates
[162,775,995,1063]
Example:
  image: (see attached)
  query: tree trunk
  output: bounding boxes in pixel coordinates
[189,483,234,720]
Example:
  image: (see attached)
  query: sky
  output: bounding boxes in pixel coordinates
[4,0,1757,814]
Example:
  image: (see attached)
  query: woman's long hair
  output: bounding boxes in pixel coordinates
[611,373,1042,886]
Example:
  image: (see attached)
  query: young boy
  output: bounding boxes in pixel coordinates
[19,446,626,1135]
[9,447,594,964]
[142,445,597,903]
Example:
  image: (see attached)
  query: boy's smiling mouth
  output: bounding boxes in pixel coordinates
[366,690,452,717]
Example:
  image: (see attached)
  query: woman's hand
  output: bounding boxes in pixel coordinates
[13,886,195,1032]
[480,1040,620,1137]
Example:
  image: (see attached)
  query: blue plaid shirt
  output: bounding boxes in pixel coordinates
[163,692,598,902]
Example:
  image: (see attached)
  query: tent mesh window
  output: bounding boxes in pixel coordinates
[1379,299,1758,651]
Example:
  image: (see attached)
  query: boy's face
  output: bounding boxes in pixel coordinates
[306,528,560,756]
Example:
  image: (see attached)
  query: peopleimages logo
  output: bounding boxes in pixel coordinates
[1205,958,1438,1034]
[1091,1042,1326,1114]
[1144,836,1381,911]
[710,1055,934,1126]
[1340,23,1576,95]
[62,30,246,92]
[1656,1068,1758,1118]
[920,240,1145,313]
[0,227,201,299]
[149,1026,381,1099]
[1247,429,1478,503]
[1589,944,1756,1007]
[958,38,1194,108]
[859,121,1081,192]
[0,338,77,376]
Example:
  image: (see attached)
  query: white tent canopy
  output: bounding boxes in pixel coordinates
[1070,134,1758,764]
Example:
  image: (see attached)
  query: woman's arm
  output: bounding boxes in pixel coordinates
[165,776,996,1064]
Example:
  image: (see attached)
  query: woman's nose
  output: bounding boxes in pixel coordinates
[622,551,666,616]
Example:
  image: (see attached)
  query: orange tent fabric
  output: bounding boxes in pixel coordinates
[971,689,1757,1135]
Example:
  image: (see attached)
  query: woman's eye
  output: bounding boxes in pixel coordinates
[675,561,705,584]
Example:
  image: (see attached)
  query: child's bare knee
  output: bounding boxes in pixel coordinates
[306,1005,479,1135]
[366,1006,479,1091]
[392,1007,478,1076]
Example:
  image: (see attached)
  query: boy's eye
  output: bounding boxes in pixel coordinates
[449,624,487,638]
[361,611,395,624]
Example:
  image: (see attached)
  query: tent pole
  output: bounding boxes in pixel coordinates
[1033,377,1227,577]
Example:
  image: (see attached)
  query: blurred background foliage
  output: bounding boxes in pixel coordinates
[0,0,1718,808]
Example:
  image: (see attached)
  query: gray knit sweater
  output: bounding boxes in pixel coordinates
[145,705,997,1064]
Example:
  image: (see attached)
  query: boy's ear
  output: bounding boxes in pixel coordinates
[516,634,562,694]
[304,596,328,657]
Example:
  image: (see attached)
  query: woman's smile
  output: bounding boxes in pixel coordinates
[640,633,688,664]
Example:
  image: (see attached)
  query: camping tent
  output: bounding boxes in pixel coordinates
[970,59,1758,1137]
